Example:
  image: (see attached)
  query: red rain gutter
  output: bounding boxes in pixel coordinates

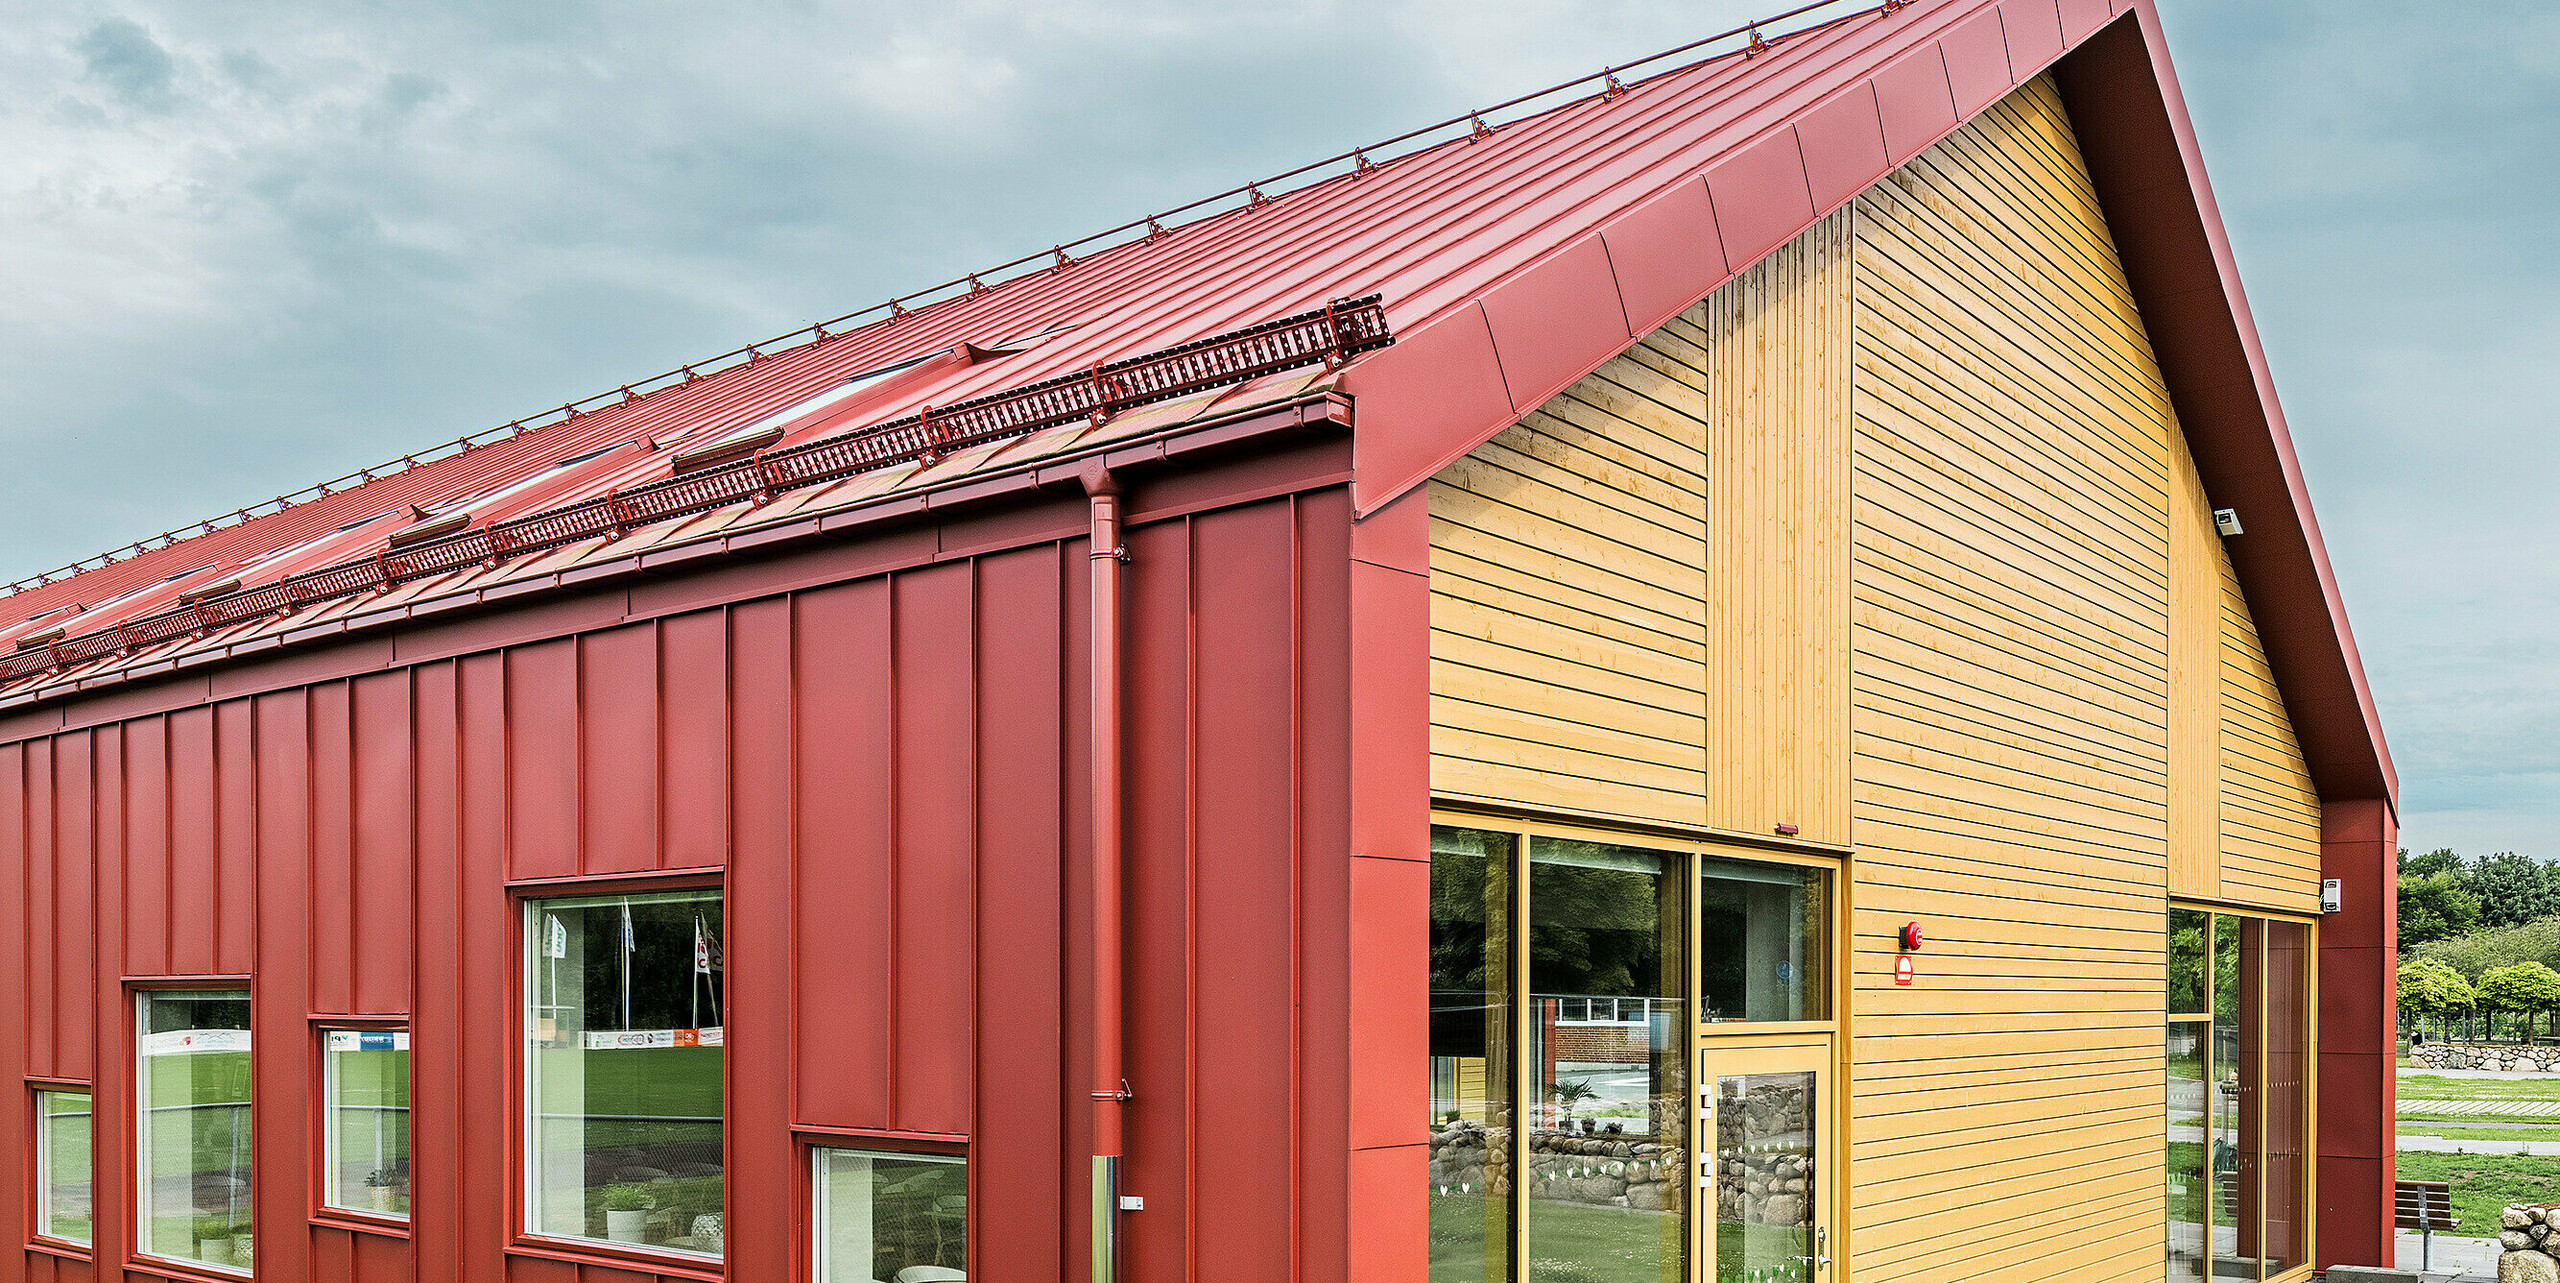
[1084,464,1131,1281]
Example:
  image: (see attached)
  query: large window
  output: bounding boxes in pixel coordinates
[1697,857,1826,1023]
[135,990,253,1272]
[322,1029,411,1217]
[525,889,725,1258]
[35,1089,91,1245]
[812,1148,967,1282]
[2167,908,2310,1283]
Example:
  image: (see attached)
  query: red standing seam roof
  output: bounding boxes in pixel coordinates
[0,0,2390,808]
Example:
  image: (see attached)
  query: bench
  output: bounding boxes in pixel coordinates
[2395,1180,2459,1272]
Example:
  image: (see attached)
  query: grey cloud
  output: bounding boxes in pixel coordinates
[75,18,180,113]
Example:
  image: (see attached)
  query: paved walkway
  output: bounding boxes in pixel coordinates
[2397,1132,2560,1154]
[2401,1097,2560,1117]
[2399,1228,2502,1282]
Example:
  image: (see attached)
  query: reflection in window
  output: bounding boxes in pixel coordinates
[136,990,253,1272]
[1712,1071,1817,1283]
[1428,827,1513,1283]
[2168,907,2209,1015]
[323,1030,411,1217]
[2213,915,2256,1272]
[2264,921,2309,1275]
[812,1149,966,1282]
[36,1090,91,1245]
[1698,858,1825,1023]
[1528,837,1685,1283]
[2166,1021,2208,1283]
[526,890,725,1257]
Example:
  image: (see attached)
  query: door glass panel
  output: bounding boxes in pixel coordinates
[1698,860,1826,1024]
[2263,921,2309,1275]
[1429,826,1514,1283]
[2211,915,2260,1279]
[1527,837,1685,1283]
[1711,1071,1817,1283]
[2167,1019,2209,1283]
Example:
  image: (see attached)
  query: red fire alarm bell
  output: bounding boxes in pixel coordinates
[1899,921,1924,951]
[1893,956,1914,986]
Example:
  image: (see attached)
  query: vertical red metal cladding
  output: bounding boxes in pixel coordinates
[1084,465,1131,1280]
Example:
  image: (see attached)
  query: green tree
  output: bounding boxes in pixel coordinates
[2401,871,2483,950]
[2401,847,2467,880]
[2397,957,2475,1040]
[2471,853,2560,929]
[2477,962,2560,1044]
[2417,917,2560,981]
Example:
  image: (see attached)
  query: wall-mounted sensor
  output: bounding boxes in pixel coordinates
[2321,879,2341,914]
[2213,508,2243,537]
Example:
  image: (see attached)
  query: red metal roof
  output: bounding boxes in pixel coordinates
[0,0,2393,806]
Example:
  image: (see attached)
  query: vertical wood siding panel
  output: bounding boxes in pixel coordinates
[456,654,514,1276]
[414,659,463,1283]
[579,623,662,875]
[1846,77,2175,1281]
[658,610,730,871]
[1189,501,1299,1281]
[26,739,54,1075]
[2166,427,2222,895]
[254,689,315,1281]
[310,682,357,1016]
[2218,546,2322,909]
[1427,337,1709,828]
[166,707,218,977]
[973,545,1066,1281]
[891,564,980,1136]
[215,702,258,978]
[1124,515,1195,1283]
[1295,489,1357,1283]
[791,581,895,1128]
[506,638,581,880]
[53,734,94,1083]
[1707,209,1854,843]
[354,672,417,1014]
[728,596,795,1283]
[120,719,168,981]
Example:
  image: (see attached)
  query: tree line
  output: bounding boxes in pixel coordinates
[2395,848,2560,1042]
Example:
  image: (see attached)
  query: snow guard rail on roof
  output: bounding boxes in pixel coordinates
[0,295,1392,687]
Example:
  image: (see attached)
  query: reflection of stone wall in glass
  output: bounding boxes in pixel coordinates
[1716,1082,1812,1228]
[1428,1116,1513,1198]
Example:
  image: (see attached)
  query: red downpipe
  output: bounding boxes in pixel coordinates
[1086,468,1130,1281]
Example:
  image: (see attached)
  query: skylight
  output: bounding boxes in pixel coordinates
[675,349,952,461]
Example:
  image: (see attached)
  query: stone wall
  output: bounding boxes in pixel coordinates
[2414,1042,2560,1073]
[2498,1205,2560,1283]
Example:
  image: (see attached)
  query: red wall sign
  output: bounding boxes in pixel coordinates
[1894,955,1914,986]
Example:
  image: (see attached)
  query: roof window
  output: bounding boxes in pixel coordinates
[388,441,641,546]
[671,348,958,472]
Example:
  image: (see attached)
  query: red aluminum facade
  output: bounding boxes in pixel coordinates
[0,437,1391,1283]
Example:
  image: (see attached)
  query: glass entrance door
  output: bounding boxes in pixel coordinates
[1697,1041,1829,1283]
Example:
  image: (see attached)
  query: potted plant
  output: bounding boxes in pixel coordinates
[193,1216,239,1266]
[364,1167,406,1213]
[601,1183,655,1244]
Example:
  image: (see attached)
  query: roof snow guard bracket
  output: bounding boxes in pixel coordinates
[0,296,1393,689]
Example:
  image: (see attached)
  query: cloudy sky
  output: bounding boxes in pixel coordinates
[1,1,2551,856]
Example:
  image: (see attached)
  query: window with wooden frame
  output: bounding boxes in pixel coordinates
[810,1146,967,1282]
[32,1085,92,1247]
[320,1027,411,1219]
[2167,906,2313,1283]
[523,887,726,1260]
[1427,813,1843,1283]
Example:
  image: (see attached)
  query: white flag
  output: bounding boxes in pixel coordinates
[695,915,711,975]
[546,914,567,959]
[622,901,636,953]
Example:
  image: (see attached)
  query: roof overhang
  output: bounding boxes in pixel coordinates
[1339,0,2394,807]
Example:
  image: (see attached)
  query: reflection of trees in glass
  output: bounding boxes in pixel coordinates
[2169,909,2209,1014]
[1529,842,1667,999]
[1431,833,1507,994]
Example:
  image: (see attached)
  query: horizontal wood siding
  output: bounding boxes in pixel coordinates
[1429,335,1710,828]
[2218,540,2323,910]
[1846,76,2175,1283]
[1706,209,1854,845]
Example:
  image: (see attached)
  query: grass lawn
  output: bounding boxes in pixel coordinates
[2396,1152,2560,1230]
[2399,1074,2560,1104]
